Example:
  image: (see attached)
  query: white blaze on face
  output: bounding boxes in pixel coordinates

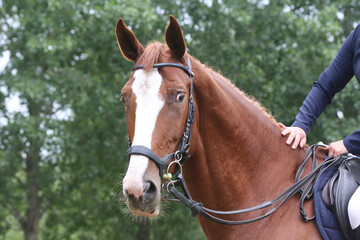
[123,69,164,198]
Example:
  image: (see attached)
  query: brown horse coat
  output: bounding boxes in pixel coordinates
[118,15,322,240]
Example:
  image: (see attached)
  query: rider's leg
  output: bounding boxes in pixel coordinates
[348,186,360,230]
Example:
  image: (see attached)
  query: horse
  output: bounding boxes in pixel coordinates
[117,15,323,239]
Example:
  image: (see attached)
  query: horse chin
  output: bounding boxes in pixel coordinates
[124,188,161,218]
[132,206,160,218]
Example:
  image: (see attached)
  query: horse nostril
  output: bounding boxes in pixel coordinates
[143,181,157,200]
[124,190,137,201]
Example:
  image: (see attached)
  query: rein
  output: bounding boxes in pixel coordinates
[127,57,195,179]
[165,144,345,225]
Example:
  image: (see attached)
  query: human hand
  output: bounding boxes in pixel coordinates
[279,123,307,149]
[327,140,348,158]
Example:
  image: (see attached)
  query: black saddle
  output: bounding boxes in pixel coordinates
[322,155,360,240]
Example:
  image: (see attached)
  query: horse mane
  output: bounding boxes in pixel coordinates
[137,42,279,126]
[198,60,279,126]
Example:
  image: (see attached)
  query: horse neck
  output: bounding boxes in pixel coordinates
[184,60,306,211]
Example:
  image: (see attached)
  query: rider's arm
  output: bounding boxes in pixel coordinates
[344,131,360,155]
[292,27,356,132]
[292,25,360,155]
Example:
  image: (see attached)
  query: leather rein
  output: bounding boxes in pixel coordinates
[126,58,343,225]
[166,144,347,225]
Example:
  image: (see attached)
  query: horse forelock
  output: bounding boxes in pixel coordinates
[136,41,187,73]
[135,41,164,72]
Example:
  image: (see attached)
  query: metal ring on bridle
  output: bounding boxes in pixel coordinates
[174,151,183,161]
[166,158,183,176]
[166,180,176,193]
[184,144,190,151]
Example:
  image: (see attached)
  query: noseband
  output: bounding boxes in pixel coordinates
[127,57,195,178]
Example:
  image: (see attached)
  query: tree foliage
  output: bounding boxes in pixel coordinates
[0,0,359,239]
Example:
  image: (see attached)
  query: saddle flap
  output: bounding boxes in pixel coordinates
[346,158,360,184]
[314,164,345,240]
[329,157,360,240]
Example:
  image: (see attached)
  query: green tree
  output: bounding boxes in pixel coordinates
[0,0,205,239]
[0,0,359,240]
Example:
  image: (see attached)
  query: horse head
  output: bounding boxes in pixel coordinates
[116,16,193,217]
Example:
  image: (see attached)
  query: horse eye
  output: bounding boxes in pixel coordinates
[175,93,186,103]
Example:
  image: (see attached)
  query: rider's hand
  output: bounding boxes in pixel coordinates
[327,140,348,158]
[279,123,307,149]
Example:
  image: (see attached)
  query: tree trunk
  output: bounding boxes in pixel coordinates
[23,153,40,240]
[19,100,43,240]
[136,221,150,240]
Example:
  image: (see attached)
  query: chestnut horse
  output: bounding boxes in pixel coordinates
[117,16,322,239]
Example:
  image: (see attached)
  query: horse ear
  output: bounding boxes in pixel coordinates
[165,15,186,60]
[115,18,144,62]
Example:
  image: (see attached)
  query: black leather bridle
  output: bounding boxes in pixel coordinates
[127,57,195,179]
[125,57,342,226]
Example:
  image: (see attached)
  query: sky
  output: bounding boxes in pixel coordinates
[0,51,21,114]
[0,50,72,121]
[0,50,9,72]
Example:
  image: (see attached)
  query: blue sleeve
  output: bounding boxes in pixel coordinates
[344,131,360,155]
[292,24,360,155]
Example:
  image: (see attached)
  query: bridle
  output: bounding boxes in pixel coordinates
[125,57,344,225]
[127,56,195,179]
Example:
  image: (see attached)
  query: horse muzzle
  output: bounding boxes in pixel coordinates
[122,155,161,217]
[123,179,160,217]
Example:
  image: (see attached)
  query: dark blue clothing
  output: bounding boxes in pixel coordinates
[292,24,360,155]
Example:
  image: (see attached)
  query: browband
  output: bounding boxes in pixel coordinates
[132,62,194,77]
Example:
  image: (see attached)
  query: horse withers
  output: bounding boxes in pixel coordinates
[117,16,322,239]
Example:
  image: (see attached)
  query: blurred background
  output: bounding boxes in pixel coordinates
[0,0,359,239]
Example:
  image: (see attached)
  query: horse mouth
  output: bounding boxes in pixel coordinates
[133,206,160,217]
